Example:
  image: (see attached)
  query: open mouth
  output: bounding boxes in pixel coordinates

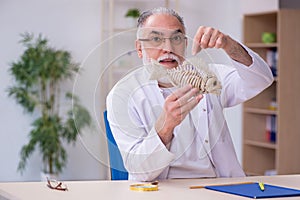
[159,58,178,64]
[157,54,180,68]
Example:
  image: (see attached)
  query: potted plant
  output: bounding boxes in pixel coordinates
[7,32,92,178]
[125,8,140,18]
[124,8,140,28]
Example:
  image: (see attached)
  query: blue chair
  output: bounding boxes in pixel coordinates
[103,110,128,180]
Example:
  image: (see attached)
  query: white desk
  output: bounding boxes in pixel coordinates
[1,175,300,200]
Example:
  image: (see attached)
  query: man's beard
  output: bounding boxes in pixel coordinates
[142,49,185,86]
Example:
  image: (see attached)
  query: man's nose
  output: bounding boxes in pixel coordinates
[161,38,174,53]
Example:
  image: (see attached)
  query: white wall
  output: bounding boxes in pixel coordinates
[0,0,276,182]
[0,0,108,182]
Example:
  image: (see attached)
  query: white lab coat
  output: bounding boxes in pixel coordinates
[107,47,274,181]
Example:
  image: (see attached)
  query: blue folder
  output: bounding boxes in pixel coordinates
[205,182,300,199]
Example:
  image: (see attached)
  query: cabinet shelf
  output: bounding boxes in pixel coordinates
[246,43,278,48]
[244,108,277,115]
[244,140,277,150]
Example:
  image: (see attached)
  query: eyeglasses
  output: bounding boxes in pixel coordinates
[139,33,186,47]
[47,177,68,191]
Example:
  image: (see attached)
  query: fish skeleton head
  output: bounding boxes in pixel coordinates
[205,76,222,95]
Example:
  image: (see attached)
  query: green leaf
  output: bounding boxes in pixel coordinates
[7,86,37,113]
[61,94,91,143]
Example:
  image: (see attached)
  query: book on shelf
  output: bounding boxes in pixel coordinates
[266,114,277,143]
[266,49,278,77]
[265,169,277,176]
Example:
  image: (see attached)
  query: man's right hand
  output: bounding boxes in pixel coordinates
[155,84,203,145]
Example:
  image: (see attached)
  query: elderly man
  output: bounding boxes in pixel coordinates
[106,7,273,181]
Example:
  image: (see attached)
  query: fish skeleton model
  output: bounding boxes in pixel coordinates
[148,57,222,95]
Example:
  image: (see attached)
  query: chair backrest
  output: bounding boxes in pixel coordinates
[103,110,128,180]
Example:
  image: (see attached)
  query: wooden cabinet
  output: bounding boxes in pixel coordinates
[242,10,300,176]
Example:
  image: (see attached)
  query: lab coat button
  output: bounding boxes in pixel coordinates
[202,108,206,112]
[205,139,208,143]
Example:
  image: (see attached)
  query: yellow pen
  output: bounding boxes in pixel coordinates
[258,182,265,191]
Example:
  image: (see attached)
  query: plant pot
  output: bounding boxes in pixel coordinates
[40,171,58,181]
[125,18,138,28]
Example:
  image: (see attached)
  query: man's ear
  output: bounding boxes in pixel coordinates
[135,40,143,58]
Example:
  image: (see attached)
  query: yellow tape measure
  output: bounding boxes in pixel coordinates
[130,183,159,192]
